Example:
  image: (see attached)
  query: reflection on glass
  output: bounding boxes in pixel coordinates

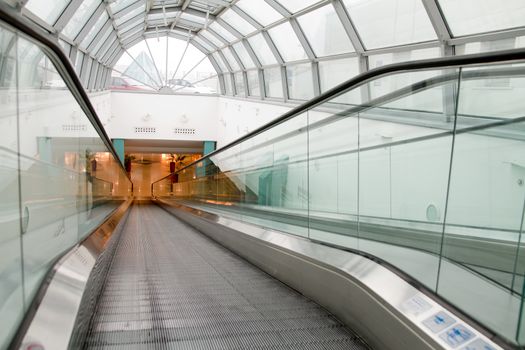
[0,25,132,349]
[0,26,24,350]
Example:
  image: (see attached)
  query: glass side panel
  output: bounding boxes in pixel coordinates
[297,4,354,57]
[0,25,24,350]
[25,0,70,25]
[264,67,283,98]
[342,0,437,49]
[233,42,255,69]
[239,114,309,237]
[234,72,245,96]
[277,0,321,13]
[318,57,359,92]
[80,12,108,50]
[438,0,525,36]
[209,22,237,43]
[268,22,307,62]
[14,33,131,324]
[287,63,314,100]
[220,9,256,36]
[247,70,260,97]
[236,0,282,26]
[248,33,277,66]
[63,0,100,39]
[307,102,360,249]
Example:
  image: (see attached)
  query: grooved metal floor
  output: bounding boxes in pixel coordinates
[84,202,369,349]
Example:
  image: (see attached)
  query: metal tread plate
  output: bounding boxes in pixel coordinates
[84,202,369,350]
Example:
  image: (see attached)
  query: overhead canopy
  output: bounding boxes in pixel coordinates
[17,0,525,100]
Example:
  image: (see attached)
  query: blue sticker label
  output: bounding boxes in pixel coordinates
[439,324,475,348]
[423,311,456,333]
[460,338,496,350]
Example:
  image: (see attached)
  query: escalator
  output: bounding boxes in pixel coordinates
[84,202,367,349]
[2,2,525,350]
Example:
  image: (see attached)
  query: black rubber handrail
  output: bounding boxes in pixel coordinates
[0,3,132,182]
[153,48,525,185]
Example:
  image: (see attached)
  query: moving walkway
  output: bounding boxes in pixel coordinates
[1,3,525,350]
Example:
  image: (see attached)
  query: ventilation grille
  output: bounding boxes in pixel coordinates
[62,124,87,132]
[134,127,156,133]
[174,128,195,135]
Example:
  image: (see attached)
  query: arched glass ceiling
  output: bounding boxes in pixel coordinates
[113,36,218,92]
[16,0,525,100]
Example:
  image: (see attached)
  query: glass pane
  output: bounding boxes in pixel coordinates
[110,0,138,14]
[236,0,282,26]
[247,70,260,96]
[223,73,233,95]
[234,72,245,96]
[209,22,237,43]
[277,0,321,13]
[287,63,314,100]
[212,52,228,72]
[438,0,525,36]
[114,4,145,26]
[342,0,436,49]
[268,22,307,62]
[193,35,215,52]
[80,12,108,50]
[200,30,224,48]
[92,28,113,57]
[239,114,309,237]
[307,104,359,249]
[264,67,283,98]
[456,37,525,55]
[233,42,255,69]
[297,4,354,57]
[439,66,525,344]
[248,33,277,66]
[63,0,100,39]
[368,47,441,69]
[319,57,359,92]
[220,9,256,36]
[0,26,24,350]
[25,0,69,24]
[222,48,240,71]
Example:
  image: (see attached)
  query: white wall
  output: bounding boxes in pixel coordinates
[216,97,293,148]
[107,92,219,141]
